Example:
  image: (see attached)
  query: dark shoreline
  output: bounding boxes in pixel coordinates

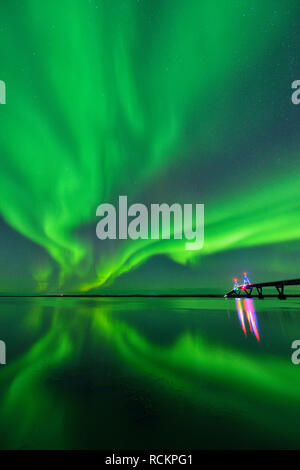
[1,294,300,299]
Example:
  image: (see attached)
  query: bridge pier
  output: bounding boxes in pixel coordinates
[245,287,253,298]
[276,284,286,300]
[256,287,264,299]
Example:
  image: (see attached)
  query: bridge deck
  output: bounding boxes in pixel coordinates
[225,278,300,298]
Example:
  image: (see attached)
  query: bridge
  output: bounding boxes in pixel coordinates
[224,278,300,299]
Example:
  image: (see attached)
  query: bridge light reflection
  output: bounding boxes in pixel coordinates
[235,298,260,341]
[236,298,247,336]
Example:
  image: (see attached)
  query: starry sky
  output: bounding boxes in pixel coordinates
[0,0,300,294]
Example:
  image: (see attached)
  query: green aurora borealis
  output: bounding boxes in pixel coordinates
[0,0,300,293]
[1,2,300,451]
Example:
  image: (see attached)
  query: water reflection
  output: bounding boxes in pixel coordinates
[0,297,300,449]
[235,298,260,341]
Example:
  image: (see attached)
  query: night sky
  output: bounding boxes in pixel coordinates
[0,1,300,294]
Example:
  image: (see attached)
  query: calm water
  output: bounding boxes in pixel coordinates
[0,297,299,449]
